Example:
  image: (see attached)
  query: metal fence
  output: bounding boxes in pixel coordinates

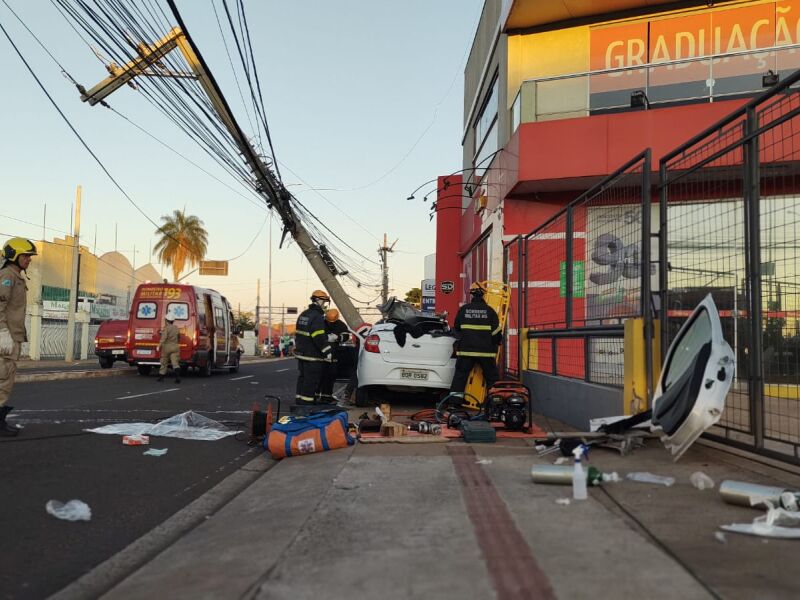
[506,150,652,390]
[37,321,99,360]
[660,68,800,462]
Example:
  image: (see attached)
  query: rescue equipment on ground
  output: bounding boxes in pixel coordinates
[483,381,532,432]
[265,409,354,458]
[459,420,496,443]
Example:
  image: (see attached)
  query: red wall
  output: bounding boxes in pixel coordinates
[435,175,463,324]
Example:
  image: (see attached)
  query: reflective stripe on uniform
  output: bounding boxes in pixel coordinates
[296,394,315,402]
[310,329,326,337]
[460,324,492,331]
[296,330,310,336]
[492,326,502,335]
[457,351,496,358]
[295,354,324,362]
[321,345,332,354]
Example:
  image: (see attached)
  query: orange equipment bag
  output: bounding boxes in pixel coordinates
[265,409,354,458]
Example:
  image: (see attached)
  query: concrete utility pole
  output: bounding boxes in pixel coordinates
[378,233,397,305]
[65,185,81,362]
[267,212,273,354]
[255,278,260,349]
[77,16,366,329]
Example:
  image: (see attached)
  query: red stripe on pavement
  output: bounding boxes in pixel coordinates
[448,446,556,600]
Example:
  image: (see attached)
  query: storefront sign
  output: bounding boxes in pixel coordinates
[421,279,436,297]
[43,300,128,321]
[440,280,455,295]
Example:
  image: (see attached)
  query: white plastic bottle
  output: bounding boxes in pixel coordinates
[572,445,588,500]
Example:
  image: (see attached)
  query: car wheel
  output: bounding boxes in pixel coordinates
[199,354,213,377]
[137,365,152,376]
[355,386,374,407]
[99,356,113,369]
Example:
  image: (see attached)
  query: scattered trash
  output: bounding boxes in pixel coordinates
[690,471,715,490]
[46,499,91,522]
[554,456,569,465]
[122,434,149,446]
[475,459,492,465]
[714,532,727,544]
[719,480,800,510]
[572,445,588,500]
[143,448,168,457]
[85,411,240,441]
[602,472,621,483]
[626,472,675,487]
[532,464,610,486]
[721,504,800,539]
[555,498,571,506]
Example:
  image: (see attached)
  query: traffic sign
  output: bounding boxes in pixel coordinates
[199,260,229,276]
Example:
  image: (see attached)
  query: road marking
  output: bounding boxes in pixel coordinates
[230,375,253,381]
[115,388,179,400]
[276,368,290,372]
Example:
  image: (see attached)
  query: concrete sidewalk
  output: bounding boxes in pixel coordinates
[54,422,800,600]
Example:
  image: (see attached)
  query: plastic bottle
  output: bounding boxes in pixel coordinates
[572,445,588,500]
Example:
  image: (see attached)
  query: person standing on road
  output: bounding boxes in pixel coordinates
[319,308,350,404]
[157,316,181,383]
[450,282,502,395]
[0,237,37,437]
[294,290,333,404]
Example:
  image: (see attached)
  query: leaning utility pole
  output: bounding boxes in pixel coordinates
[65,185,81,362]
[378,233,397,305]
[76,11,365,329]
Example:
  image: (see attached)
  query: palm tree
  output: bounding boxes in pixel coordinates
[153,210,208,282]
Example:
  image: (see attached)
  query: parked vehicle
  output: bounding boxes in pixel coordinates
[126,283,241,376]
[94,318,128,368]
[355,298,456,406]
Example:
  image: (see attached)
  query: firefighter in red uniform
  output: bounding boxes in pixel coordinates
[294,290,333,404]
[450,282,502,394]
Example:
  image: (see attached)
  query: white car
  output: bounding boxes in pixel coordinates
[355,299,456,407]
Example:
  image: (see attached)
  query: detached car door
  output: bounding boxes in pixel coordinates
[651,294,735,460]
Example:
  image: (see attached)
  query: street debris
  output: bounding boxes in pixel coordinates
[554,456,569,465]
[122,434,149,446]
[689,471,715,490]
[46,499,91,522]
[714,532,727,544]
[531,464,613,486]
[85,411,240,441]
[626,472,675,487]
[555,498,571,506]
[475,459,492,465]
[721,505,800,539]
[143,448,168,457]
[719,480,800,510]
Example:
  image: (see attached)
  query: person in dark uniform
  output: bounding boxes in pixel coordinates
[319,308,350,404]
[294,290,333,404]
[450,281,502,394]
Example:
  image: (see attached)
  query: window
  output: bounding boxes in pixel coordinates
[214,307,225,329]
[473,76,499,181]
[166,302,189,321]
[137,302,157,319]
[196,295,206,327]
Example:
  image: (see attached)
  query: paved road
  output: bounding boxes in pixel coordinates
[0,359,297,600]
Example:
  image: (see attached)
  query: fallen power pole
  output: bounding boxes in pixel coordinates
[76,6,365,328]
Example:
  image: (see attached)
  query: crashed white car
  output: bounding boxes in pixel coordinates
[355,298,456,407]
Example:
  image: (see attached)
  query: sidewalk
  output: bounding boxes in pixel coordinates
[52,412,800,600]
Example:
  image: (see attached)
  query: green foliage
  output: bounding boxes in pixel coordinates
[154,210,208,282]
[404,287,422,304]
[235,311,255,331]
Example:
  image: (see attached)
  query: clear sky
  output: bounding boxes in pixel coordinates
[0,0,483,319]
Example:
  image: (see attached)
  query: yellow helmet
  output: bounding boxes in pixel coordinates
[325,308,340,323]
[3,237,38,262]
[470,281,487,295]
[310,289,330,302]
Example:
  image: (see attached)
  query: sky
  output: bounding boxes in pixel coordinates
[0,0,483,319]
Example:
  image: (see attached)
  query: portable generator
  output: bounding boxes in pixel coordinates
[484,381,531,432]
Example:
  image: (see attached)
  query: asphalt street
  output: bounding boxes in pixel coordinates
[0,358,297,600]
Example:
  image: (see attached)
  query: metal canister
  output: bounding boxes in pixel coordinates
[531,465,573,485]
[719,480,792,508]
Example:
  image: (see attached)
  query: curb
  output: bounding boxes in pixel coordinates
[17,369,132,384]
[50,452,277,600]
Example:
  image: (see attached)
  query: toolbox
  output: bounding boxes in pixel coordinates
[459,420,496,443]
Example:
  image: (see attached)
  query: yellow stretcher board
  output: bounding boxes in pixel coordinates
[462,281,510,410]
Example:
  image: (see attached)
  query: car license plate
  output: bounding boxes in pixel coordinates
[137,349,153,356]
[112,349,124,355]
[400,369,428,381]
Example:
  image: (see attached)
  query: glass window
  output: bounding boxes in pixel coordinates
[137,302,157,319]
[663,308,712,391]
[475,77,498,145]
[166,302,189,321]
[511,90,521,134]
[196,295,206,327]
[214,307,224,329]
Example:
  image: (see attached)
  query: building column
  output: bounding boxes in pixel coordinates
[27,304,42,361]
[76,310,91,360]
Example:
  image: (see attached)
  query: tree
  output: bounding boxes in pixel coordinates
[235,311,255,331]
[154,210,209,282]
[404,287,422,305]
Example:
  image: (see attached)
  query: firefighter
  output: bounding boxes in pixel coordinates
[294,290,333,404]
[0,237,37,437]
[157,316,181,383]
[450,282,502,395]
[319,308,351,404]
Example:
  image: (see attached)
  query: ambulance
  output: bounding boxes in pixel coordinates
[126,283,241,376]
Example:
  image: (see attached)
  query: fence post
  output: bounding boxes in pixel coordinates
[565,206,573,329]
[641,149,653,405]
[27,304,42,361]
[519,237,526,371]
[659,160,669,362]
[745,106,765,449]
[77,310,91,360]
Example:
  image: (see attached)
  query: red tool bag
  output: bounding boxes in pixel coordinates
[265,410,354,458]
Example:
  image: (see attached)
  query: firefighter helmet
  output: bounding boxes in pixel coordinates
[310,289,330,302]
[325,308,340,323]
[3,237,38,262]
[470,281,487,295]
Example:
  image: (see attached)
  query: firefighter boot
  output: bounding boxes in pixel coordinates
[0,405,20,437]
